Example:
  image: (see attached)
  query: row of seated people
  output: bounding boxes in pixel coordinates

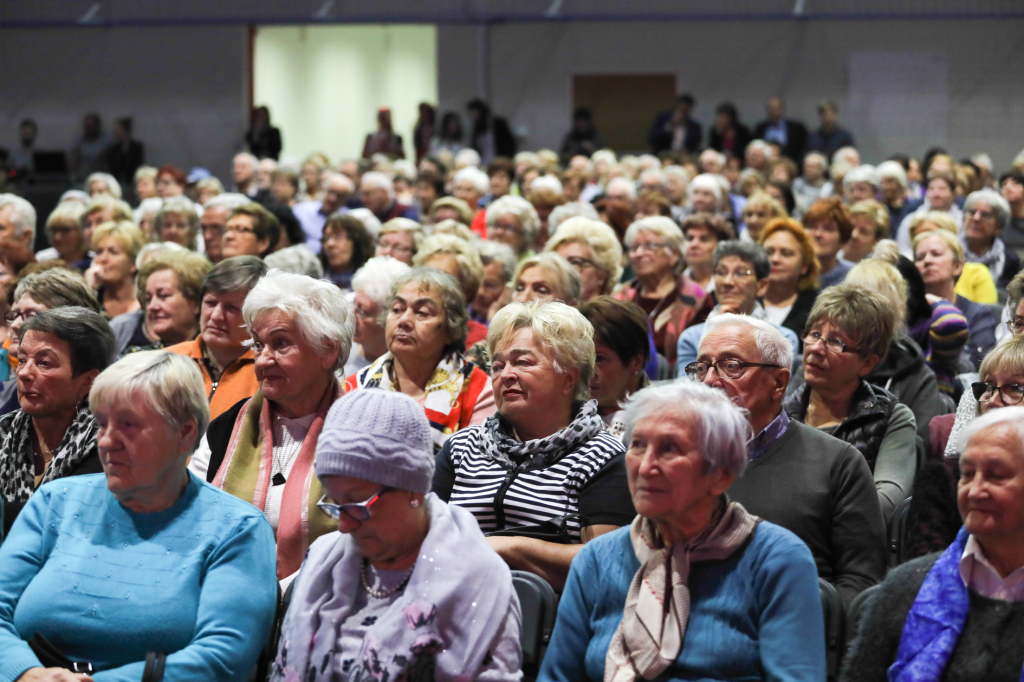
[0,245,1021,679]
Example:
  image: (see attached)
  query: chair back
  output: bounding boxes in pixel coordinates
[844,583,882,652]
[819,577,844,681]
[889,496,913,566]
[512,570,559,679]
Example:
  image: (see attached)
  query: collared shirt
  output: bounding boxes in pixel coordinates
[763,120,788,146]
[959,534,1024,602]
[747,410,790,461]
[293,200,341,254]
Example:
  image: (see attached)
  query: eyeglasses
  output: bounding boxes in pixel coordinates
[317,487,394,521]
[966,208,995,220]
[713,267,755,281]
[972,382,1024,406]
[377,243,414,256]
[684,359,781,381]
[1006,317,1024,335]
[490,220,521,234]
[565,256,596,270]
[800,329,860,354]
[629,241,668,254]
[323,231,351,244]
[3,310,36,324]
[223,225,257,236]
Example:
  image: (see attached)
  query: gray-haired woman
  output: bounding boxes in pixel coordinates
[345,267,495,450]
[156,195,202,252]
[0,308,114,536]
[540,381,825,682]
[188,269,355,580]
[271,389,522,682]
[961,188,1020,289]
[433,301,636,590]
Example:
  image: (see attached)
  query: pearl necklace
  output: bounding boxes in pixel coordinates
[360,558,414,599]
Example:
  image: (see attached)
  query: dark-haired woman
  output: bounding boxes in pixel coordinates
[319,214,374,291]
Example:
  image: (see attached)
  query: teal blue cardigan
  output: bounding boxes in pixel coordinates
[539,520,826,682]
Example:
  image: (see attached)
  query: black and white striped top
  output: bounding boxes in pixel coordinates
[435,425,631,541]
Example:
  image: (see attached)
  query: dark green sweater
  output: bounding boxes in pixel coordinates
[842,553,1024,682]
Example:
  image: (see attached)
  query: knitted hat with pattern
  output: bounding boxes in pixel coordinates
[315,388,435,494]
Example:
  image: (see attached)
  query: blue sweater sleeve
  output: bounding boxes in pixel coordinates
[754,526,828,682]
[0,492,50,682]
[675,325,702,378]
[538,544,599,682]
[92,513,278,682]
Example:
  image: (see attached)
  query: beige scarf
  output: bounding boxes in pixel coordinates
[605,499,760,682]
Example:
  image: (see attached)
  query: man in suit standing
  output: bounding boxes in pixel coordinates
[754,96,808,163]
[648,93,702,156]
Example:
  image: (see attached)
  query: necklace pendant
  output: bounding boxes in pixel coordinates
[272,472,286,486]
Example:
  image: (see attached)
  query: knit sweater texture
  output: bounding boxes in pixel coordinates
[0,473,278,682]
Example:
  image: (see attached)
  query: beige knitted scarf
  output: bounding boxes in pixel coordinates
[605,499,760,682]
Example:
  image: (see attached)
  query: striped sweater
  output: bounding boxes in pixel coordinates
[435,426,631,541]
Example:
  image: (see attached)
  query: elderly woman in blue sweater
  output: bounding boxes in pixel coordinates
[0,351,278,682]
[539,381,825,682]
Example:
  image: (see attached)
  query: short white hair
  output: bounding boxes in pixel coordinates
[958,405,1024,460]
[486,195,541,248]
[544,216,623,294]
[701,313,794,370]
[234,152,258,171]
[531,174,563,195]
[664,165,692,184]
[622,381,750,477]
[745,139,776,159]
[699,149,727,168]
[242,269,355,370]
[204,192,251,212]
[360,171,395,200]
[351,255,411,309]
[964,188,1012,232]
[134,197,164,226]
[970,153,994,173]
[263,244,324,278]
[834,146,860,166]
[347,207,382,240]
[488,300,596,402]
[624,216,684,254]
[638,153,661,168]
[876,161,909,191]
[455,148,482,169]
[843,165,880,192]
[0,194,37,244]
[688,174,723,203]
[803,152,829,171]
[477,241,517,283]
[605,176,637,200]
[90,351,210,455]
[639,168,668,188]
[514,251,583,306]
[454,167,490,194]
[548,201,600,232]
[380,217,425,250]
[87,172,123,199]
[591,149,616,166]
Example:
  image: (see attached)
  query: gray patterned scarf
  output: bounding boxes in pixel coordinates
[961,234,1006,282]
[478,398,606,471]
[0,405,99,504]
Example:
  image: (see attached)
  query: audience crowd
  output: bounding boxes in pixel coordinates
[2,93,1024,681]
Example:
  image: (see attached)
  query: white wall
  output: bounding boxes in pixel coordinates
[0,26,248,183]
[439,19,1024,170]
[254,25,437,165]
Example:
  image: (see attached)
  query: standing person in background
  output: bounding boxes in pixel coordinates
[69,112,112,182]
[245,105,282,160]
[754,96,809,163]
[104,117,144,198]
[708,102,751,161]
[467,99,517,164]
[560,107,606,165]
[648,93,702,156]
[362,106,405,160]
[7,119,37,178]
[412,102,437,164]
[807,100,855,160]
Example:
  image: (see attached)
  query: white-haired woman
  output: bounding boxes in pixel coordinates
[543,216,623,301]
[843,407,1024,682]
[345,268,494,450]
[685,173,724,218]
[86,171,122,199]
[615,216,708,368]
[0,351,278,680]
[540,381,825,682]
[36,202,90,271]
[877,159,909,227]
[433,301,636,590]
[453,166,490,214]
[512,251,583,307]
[414,233,489,347]
[189,270,355,580]
[344,256,411,376]
[360,171,419,224]
[961,188,1020,288]
[471,241,517,324]
[375,217,424,266]
[486,195,541,260]
[155,195,202,252]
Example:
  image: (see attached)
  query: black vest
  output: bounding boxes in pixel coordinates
[784,380,897,472]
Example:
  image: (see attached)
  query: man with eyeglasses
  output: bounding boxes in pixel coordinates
[676,241,798,373]
[689,313,887,606]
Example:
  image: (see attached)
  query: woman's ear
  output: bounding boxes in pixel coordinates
[562,367,580,397]
[76,368,101,401]
[320,341,341,371]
